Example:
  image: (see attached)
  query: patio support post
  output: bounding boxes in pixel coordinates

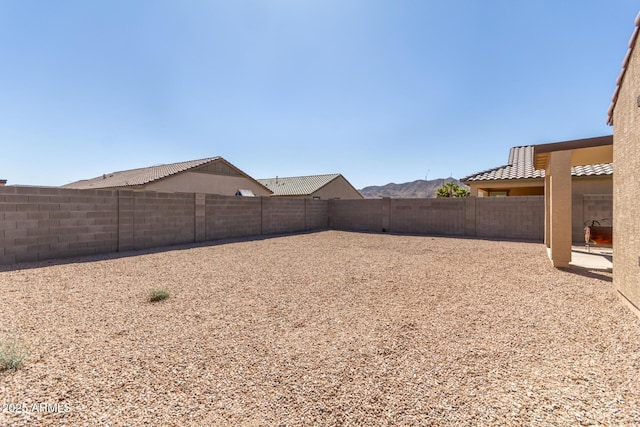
[547,151,572,267]
[544,174,551,248]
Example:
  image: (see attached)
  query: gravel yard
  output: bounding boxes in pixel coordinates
[1,230,639,426]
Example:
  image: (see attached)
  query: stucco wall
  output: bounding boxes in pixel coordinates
[470,176,611,198]
[572,176,612,195]
[469,179,545,197]
[312,176,363,199]
[613,31,640,317]
[507,187,545,196]
[146,172,271,196]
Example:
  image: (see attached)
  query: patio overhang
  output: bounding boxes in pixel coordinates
[533,135,613,267]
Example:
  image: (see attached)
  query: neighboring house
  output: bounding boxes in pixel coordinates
[461,141,613,197]
[63,157,272,196]
[258,173,363,199]
[608,11,640,318]
[0,179,6,186]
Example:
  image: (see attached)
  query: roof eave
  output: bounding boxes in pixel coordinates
[607,11,640,126]
[533,135,613,170]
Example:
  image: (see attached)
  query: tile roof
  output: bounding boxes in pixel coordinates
[462,146,613,182]
[258,174,342,196]
[63,157,222,189]
[607,11,640,125]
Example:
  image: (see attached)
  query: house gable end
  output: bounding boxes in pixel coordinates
[191,159,243,177]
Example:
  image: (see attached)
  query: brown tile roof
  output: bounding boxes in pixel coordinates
[258,174,342,196]
[607,11,640,125]
[63,157,223,189]
[462,146,613,182]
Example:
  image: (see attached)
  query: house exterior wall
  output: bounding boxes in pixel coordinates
[268,176,363,200]
[468,179,544,197]
[613,33,640,317]
[507,187,545,196]
[469,176,611,198]
[572,176,612,195]
[145,172,271,196]
[311,176,363,199]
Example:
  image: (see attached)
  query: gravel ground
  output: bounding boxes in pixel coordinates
[1,230,639,426]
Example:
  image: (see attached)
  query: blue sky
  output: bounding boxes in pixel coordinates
[0,1,637,189]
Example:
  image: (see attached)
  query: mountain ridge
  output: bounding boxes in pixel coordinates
[359,178,466,199]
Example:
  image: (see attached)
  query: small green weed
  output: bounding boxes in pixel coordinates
[148,289,170,302]
[0,335,29,371]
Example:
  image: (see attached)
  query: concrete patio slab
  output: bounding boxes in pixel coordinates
[570,245,613,271]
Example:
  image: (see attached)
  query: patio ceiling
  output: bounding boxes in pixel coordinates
[533,135,613,170]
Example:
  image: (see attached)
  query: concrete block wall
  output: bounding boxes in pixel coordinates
[476,196,544,241]
[131,191,196,249]
[204,195,262,240]
[329,199,384,232]
[572,194,613,243]
[0,186,118,264]
[2,186,603,266]
[583,194,613,227]
[262,198,306,234]
[390,198,466,236]
[305,199,329,231]
[331,196,544,241]
[0,187,332,265]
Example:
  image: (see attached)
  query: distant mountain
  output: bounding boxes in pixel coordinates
[359,178,467,199]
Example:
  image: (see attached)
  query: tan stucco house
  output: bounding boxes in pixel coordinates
[63,157,272,196]
[462,140,613,197]
[258,173,363,199]
[608,11,640,319]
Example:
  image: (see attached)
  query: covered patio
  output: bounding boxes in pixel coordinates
[533,135,613,267]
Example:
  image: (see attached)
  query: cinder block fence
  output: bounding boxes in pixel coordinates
[0,186,610,266]
[0,186,327,265]
[329,196,545,241]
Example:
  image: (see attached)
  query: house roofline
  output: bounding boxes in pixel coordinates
[607,11,640,126]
